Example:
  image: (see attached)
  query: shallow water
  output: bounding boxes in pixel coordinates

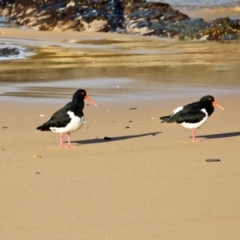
[0,26,240,103]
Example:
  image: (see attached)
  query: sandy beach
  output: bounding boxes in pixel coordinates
[1,26,240,240]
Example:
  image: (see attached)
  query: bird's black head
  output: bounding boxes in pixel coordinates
[72,89,87,102]
[72,89,97,106]
[199,95,224,111]
[200,95,215,104]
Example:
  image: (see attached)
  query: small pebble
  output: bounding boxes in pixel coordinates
[2,126,8,129]
[125,126,130,128]
[129,108,137,110]
[33,155,42,158]
[205,159,221,162]
[128,121,132,123]
[35,172,41,174]
[40,114,45,117]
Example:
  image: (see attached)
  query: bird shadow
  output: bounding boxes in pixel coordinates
[71,132,161,145]
[196,131,240,140]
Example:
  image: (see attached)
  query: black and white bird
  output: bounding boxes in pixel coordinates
[160,95,224,142]
[37,89,97,148]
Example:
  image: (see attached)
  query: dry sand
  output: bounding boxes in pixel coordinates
[1,28,240,240]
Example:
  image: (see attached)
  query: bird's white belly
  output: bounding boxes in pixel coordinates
[50,111,84,133]
[181,109,208,129]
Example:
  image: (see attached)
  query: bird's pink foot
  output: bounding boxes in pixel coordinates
[67,145,77,148]
[59,145,77,149]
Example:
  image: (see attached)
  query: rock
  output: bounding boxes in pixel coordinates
[0,47,20,57]
[25,7,35,15]
[36,14,53,22]
[60,19,80,31]
[23,16,37,26]
[1,7,10,17]
[88,19,109,32]
[205,159,221,162]
[0,0,240,40]
[203,17,240,40]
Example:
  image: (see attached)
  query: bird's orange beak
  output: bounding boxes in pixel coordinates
[213,101,224,110]
[85,95,97,106]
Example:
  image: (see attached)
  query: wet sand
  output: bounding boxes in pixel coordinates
[1,28,240,240]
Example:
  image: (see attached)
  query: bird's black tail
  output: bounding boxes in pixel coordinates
[36,124,50,131]
[160,115,171,123]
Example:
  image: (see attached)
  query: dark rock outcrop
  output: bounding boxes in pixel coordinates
[1,0,240,40]
[0,47,20,57]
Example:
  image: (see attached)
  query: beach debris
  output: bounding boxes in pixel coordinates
[35,172,41,174]
[205,159,221,162]
[40,114,45,117]
[33,155,42,158]
[125,126,130,128]
[104,137,112,140]
[129,108,137,110]
[2,126,8,128]
[128,120,132,123]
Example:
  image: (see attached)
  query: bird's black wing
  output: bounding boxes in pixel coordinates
[160,102,203,123]
[37,105,71,131]
[176,109,206,124]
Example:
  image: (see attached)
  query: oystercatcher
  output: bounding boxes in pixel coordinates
[37,89,97,148]
[160,95,224,142]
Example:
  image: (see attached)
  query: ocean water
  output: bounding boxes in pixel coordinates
[149,0,240,8]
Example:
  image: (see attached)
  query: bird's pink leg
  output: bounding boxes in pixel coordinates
[67,133,76,148]
[192,129,199,142]
[59,133,64,148]
[59,133,76,148]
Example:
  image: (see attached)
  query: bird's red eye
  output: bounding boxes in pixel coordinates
[81,92,84,95]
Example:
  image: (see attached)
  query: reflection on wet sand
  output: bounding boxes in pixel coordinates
[0,29,239,101]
